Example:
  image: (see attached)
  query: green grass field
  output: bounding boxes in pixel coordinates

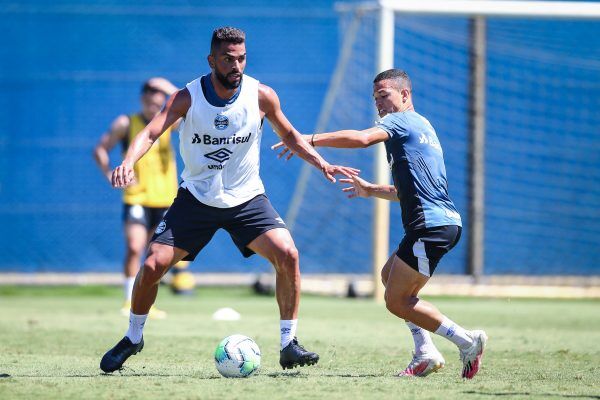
[0,286,598,400]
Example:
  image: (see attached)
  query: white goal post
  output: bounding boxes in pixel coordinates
[286,0,600,301]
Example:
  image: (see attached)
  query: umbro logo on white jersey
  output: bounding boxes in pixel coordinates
[204,148,233,163]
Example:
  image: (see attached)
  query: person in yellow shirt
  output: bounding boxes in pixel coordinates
[94,78,193,318]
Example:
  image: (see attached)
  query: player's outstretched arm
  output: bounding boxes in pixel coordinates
[340,175,399,202]
[259,84,359,182]
[271,127,389,160]
[112,88,191,188]
[93,115,129,183]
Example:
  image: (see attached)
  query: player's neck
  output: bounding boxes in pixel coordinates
[398,101,414,113]
[210,73,239,100]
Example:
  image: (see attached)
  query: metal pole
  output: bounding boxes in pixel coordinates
[373,3,394,302]
[468,16,486,282]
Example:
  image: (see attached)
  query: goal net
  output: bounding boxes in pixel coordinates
[286,1,600,284]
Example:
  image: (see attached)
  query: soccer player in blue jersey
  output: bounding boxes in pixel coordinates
[273,69,487,379]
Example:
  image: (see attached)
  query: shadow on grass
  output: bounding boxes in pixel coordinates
[464,391,600,399]
[9,373,220,379]
[100,371,220,379]
[265,371,302,378]
[265,371,382,379]
[7,371,382,380]
[320,373,383,378]
[7,370,220,379]
[6,374,98,378]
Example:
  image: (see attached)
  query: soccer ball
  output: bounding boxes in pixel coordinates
[214,334,261,378]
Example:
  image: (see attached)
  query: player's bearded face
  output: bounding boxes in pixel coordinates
[212,43,246,90]
[214,68,242,90]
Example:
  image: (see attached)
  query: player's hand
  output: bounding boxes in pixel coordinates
[321,164,360,183]
[111,161,135,188]
[270,134,311,161]
[340,175,372,198]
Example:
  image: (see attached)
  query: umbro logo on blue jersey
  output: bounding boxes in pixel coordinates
[204,148,233,164]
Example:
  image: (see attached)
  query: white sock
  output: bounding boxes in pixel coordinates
[434,316,473,349]
[280,319,298,349]
[125,312,147,344]
[406,321,437,355]
[124,277,136,301]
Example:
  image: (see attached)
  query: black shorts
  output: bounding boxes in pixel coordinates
[396,225,461,277]
[151,188,287,261]
[122,204,168,231]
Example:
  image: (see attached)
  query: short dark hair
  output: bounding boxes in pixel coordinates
[141,81,164,96]
[373,69,412,90]
[211,27,245,54]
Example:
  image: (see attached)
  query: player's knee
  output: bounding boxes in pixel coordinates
[284,246,299,265]
[385,294,412,319]
[275,245,299,273]
[139,257,168,286]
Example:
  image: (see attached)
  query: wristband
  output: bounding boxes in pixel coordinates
[310,134,316,147]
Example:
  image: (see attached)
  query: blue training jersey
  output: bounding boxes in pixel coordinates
[376,110,462,232]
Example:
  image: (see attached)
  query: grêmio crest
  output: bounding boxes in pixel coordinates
[214,114,229,130]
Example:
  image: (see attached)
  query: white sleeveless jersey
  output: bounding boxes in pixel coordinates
[178,74,265,208]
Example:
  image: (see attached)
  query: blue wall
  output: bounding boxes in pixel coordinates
[1,1,599,275]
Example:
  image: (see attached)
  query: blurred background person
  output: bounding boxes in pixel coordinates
[93,77,195,319]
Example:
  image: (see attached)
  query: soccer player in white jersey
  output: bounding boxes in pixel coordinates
[273,69,487,379]
[100,27,358,373]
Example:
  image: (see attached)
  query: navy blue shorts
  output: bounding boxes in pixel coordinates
[396,225,461,277]
[151,188,287,261]
[122,204,168,231]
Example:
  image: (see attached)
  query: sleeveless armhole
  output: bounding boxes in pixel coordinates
[184,80,199,121]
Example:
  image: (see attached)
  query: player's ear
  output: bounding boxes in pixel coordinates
[207,54,215,69]
[401,88,410,103]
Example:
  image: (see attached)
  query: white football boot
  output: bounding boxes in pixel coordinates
[398,351,445,377]
[459,329,488,379]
